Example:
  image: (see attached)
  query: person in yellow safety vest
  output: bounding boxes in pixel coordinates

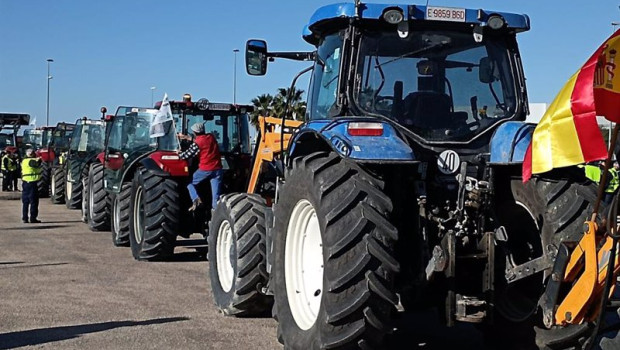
[2,151,17,191]
[9,152,20,192]
[581,162,602,184]
[604,161,620,205]
[21,148,42,223]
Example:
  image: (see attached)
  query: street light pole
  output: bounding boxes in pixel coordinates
[46,58,54,127]
[233,49,239,105]
[150,86,156,106]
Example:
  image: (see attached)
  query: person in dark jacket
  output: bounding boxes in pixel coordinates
[178,123,223,211]
[9,151,19,191]
[21,148,42,223]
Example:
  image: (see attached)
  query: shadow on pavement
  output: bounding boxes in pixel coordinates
[3,224,69,230]
[0,262,68,269]
[0,316,190,349]
[166,251,206,263]
[0,261,24,265]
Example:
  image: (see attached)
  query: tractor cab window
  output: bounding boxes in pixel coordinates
[184,113,251,154]
[76,123,105,152]
[52,129,70,149]
[307,31,344,120]
[69,124,83,151]
[355,30,517,142]
[109,107,178,154]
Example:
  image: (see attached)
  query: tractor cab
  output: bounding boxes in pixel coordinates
[103,106,179,193]
[157,95,253,193]
[247,3,530,156]
[49,122,76,157]
[0,113,30,153]
[22,127,53,153]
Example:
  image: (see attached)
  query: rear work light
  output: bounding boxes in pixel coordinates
[347,122,384,136]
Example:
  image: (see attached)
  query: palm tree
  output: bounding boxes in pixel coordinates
[250,94,274,128]
[274,87,307,121]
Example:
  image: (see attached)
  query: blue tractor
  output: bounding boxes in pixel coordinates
[208,2,619,349]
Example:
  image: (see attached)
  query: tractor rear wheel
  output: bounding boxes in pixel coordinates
[111,183,131,247]
[272,152,399,349]
[65,170,83,210]
[50,166,65,204]
[38,161,50,198]
[81,176,88,222]
[87,163,110,231]
[208,193,272,316]
[493,170,610,349]
[128,168,179,260]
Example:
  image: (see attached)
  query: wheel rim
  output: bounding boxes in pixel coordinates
[81,179,87,220]
[88,177,94,217]
[285,199,324,331]
[51,175,56,196]
[66,179,72,201]
[113,196,121,237]
[133,186,144,243]
[216,219,235,293]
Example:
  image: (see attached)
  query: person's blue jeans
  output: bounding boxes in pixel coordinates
[187,169,223,209]
[22,181,39,221]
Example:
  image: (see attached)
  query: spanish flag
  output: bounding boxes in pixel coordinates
[523,30,620,181]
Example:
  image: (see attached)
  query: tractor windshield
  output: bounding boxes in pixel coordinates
[354,29,517,142]
[23,129,51,149]
[108,107,178,155]
[70,121,105,152]
[0,134,13,148]
[51,128,71,150]
[177,112,251,154]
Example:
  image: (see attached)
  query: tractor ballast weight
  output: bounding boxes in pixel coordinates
[207,2,620,349]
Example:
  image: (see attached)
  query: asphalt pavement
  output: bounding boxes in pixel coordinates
[0,191,281,350]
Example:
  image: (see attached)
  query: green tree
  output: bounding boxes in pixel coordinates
[250,94,274,128]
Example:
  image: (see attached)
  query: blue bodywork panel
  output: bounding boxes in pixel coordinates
[303,3,530,44]
[290,120,416,162]
[489,121,535,164]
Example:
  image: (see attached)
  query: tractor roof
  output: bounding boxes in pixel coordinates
[302,2,530,45]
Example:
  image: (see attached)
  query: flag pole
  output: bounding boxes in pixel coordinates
[591,123,620,221]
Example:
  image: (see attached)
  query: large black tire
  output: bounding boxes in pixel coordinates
[50,166,65,204]
[492,170,610,350]
[81,175,88,222]
[128,168,179,260]
[38,161,50,198]
[208,193,272,316]
[65,170,82,210]
[87,163,111,231]
[111,183,131,247]
[272,152,399,349]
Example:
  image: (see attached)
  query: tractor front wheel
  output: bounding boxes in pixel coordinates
[87,163,110,231]
[208,193,272,316]
[50,166,65,204]
[111,183,131,247]
[128,169,179,260]
[65,171,83,210]
[272,152,399,349]
[38,161,50,198]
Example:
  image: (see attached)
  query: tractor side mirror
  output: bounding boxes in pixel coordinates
[479,57,495,84]
[246,39,268,76]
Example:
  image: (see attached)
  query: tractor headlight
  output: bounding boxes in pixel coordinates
[383,9,404,24]
[487,15,505,30]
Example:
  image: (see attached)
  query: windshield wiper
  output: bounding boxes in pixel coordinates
[375,42,449,68]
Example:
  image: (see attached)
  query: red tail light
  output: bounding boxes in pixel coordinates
[347,122,384,136]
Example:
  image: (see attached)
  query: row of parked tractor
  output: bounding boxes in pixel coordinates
[2,2,619,349]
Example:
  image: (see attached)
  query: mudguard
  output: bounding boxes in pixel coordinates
[139,157,170,178]
[289,119,416,163]
[489,121,535,164]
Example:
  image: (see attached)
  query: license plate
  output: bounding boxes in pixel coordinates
[426,6,466,22]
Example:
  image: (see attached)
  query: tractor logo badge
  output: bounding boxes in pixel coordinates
[437,150,460,175]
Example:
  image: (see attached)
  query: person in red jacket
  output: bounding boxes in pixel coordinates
[178,123,223,211]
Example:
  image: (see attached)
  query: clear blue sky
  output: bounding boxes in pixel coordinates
[1,0,619,128]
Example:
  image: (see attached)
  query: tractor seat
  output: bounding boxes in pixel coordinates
[402,91,454,130]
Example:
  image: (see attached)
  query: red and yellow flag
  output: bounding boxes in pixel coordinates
[523,30,620,181]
